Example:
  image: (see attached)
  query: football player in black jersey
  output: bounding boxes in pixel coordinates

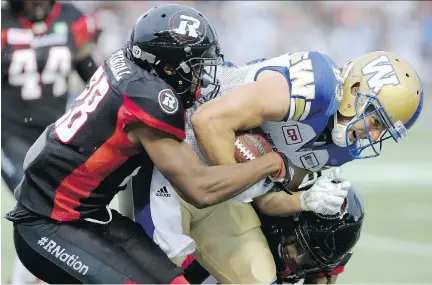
[5,4,293,284]
[1,0,98,195]
[1,1,98,283]
[261,185,364,284]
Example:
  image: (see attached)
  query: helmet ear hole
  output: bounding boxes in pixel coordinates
[351,82,360,88]
[406,73,410,77]
[350,82,360,95]
[163,64,175,75]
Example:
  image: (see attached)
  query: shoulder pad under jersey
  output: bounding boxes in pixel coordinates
[126,72,185,140]
[104,49,186,140]
[244,51,343,122]
[60,3,85,22]
[124,70,186,140]
[1,7,17,29]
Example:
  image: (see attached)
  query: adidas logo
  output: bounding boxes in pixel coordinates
[155,186,171,197]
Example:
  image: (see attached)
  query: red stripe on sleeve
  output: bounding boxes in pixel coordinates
[71,15,95,48]
[1,29,7,50]
[181,254,196,269]
[123,93,186,140]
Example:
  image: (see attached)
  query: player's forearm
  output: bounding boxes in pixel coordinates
[75,55,98,83]
[193,120,237,165]
[190,89,268,165]
[135,125,281,209]
[191,152,281,208]
[254,191,303,217]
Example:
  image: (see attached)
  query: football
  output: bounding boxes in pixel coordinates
[234,131,273,163]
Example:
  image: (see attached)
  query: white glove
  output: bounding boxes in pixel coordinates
[299,168,350,216]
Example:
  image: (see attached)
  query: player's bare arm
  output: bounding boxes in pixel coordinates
[129,125,284,209]
[254,168,349,217]
[191,70,290,165]
[74,45,98,83]
[253,166,310,216]
[254,191,303,217]
[74,24,98,82]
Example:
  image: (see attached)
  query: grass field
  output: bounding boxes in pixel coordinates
[1,109,432,283]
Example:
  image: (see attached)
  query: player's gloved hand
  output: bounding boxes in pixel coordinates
[298,171,323,190]
[299,168,350,215]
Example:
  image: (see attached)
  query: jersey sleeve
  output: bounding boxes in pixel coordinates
[1,28,6,51]
[304,52,343,120]
[62,4,97,49]
[122,75,186,140]
[245,51,343,122]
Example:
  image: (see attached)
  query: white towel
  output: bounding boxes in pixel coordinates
[150,166,275,258]
[150,167,196,258]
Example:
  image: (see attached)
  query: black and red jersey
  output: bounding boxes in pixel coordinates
[1,2,97,143]
[14,48,186,222]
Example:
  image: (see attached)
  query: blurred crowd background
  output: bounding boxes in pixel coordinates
[71,1,432,93]
[2,1,432,283]
[69,1,432,120]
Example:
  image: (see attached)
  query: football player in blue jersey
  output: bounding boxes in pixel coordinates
[184,50,423,216]
[192,51,423,184]
[135,50,423,284]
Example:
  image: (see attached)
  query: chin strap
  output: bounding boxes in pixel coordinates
[331,112,353,147]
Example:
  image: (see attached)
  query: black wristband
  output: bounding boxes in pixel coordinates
[276,152,295,180]
[274,152,295,195]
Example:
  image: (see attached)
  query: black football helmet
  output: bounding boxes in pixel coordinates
[269,186,364,281]
[126,4,223,108]
[7,0,55,22]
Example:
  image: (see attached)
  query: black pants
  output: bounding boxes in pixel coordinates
[12,208,183,284]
